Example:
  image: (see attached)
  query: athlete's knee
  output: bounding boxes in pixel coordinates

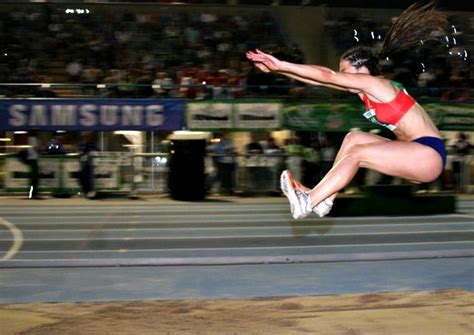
[342,131,368,148]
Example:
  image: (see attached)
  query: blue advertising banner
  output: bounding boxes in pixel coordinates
[0,99,185,131]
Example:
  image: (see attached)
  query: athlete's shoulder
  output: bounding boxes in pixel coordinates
[390,80,405,89]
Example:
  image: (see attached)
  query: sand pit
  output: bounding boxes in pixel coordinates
[1,289,473,334]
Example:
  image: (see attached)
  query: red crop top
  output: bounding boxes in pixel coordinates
[362,84,416,131]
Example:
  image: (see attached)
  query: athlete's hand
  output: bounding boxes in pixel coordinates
[246,49,282,73]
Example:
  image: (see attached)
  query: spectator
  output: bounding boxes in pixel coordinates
[46,135,66,155]
[211,132,236,195]
[153,71,175,97]
[78,133,99,199]
[26,131,41,199]
[65,58,83,82]
[264,137,282,154]
[246,141,264,155]
[302,138,321,187]
[451,132,471,192]
[81,65,104,96]
[320,136,336,180]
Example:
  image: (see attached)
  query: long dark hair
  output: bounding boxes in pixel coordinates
[341,2,448,75]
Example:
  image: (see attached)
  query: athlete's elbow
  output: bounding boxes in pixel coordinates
[318,71,334,85]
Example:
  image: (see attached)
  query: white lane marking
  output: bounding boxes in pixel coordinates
[455,214,474,219]
[0,206,470,216]
[1,229,472,241]
[5,222,474,232]
[4,216,474,225]
[0,218,23,260]
[12,240,474,254]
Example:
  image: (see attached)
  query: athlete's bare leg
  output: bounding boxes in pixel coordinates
[306,137,443,209]
[321,131,390,202]
[292,131,388,199]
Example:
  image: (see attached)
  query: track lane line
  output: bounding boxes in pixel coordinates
[0,218,23,260]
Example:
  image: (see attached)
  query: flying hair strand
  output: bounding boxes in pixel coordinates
[379,2,449,59]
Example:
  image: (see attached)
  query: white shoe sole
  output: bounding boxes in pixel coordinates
[280,170,290,197]
[280,170,307,219]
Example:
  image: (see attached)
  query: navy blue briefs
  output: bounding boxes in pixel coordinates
[413,136,447,169]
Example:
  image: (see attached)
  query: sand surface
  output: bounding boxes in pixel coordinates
[1,289,473,335]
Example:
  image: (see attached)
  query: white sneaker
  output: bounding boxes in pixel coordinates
[313,198,333,218]
[280,170,312,219]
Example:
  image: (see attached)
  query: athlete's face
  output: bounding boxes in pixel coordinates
[339,59,369,93]
[338,59,369,74]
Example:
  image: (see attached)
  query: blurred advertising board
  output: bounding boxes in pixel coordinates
[283,100,369,132]
[186,102,233,129]
[0,98,470,132]
[186,101,282,131]
[423,102,474,131]
[235,102,282,129]
[0,99,185,131]
[284,99,473,132]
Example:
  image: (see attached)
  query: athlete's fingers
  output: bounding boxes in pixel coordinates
[255,62,270,73]
[246,51,261,61]
[247,51,277,72]
[247,52,264,61]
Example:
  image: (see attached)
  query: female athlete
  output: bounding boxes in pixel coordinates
[246,2,449,219]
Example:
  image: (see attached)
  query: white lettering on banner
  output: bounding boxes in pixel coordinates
[122,105,143,125]
[146,105,164,126]
[100,105,119,126]
[444,117,474,125]
[51,105,77,126]
[30,105,48,126]
[8,104,28,127]
[236,103,281,129]
[6,103,168,128]
[187,102,232,129]
[79,104,98,126]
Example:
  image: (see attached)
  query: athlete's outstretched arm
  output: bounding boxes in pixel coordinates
[246,49,382,95]
[246,49,344,89]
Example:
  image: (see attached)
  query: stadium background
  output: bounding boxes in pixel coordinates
[0,0,472,197]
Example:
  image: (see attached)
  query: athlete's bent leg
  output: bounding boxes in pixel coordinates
[288,131,390,217]
[325,131,389,202]
[307,139,443,209]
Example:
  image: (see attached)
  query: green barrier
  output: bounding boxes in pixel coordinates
[3,153,125,195]
[4,155,75,193]
[186,99,472,132]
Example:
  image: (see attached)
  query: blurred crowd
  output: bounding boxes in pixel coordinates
[0,4,299,98]
[0,3,471,101]
[324,10,472,102]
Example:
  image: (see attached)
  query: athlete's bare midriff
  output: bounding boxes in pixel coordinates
[392,103,442,141]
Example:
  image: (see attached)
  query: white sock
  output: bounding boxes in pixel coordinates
[312,198,333,218]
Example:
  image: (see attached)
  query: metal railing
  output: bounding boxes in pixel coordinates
[1,151,472,197]
[1,82,471,100]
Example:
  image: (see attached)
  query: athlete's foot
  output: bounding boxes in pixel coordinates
[287,175,330,217]
[280,170,312,219]
[293,179,310,193]
[280,171,309,195]
[312,198,333,218]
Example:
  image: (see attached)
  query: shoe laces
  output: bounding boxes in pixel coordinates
[295,188,310,208]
